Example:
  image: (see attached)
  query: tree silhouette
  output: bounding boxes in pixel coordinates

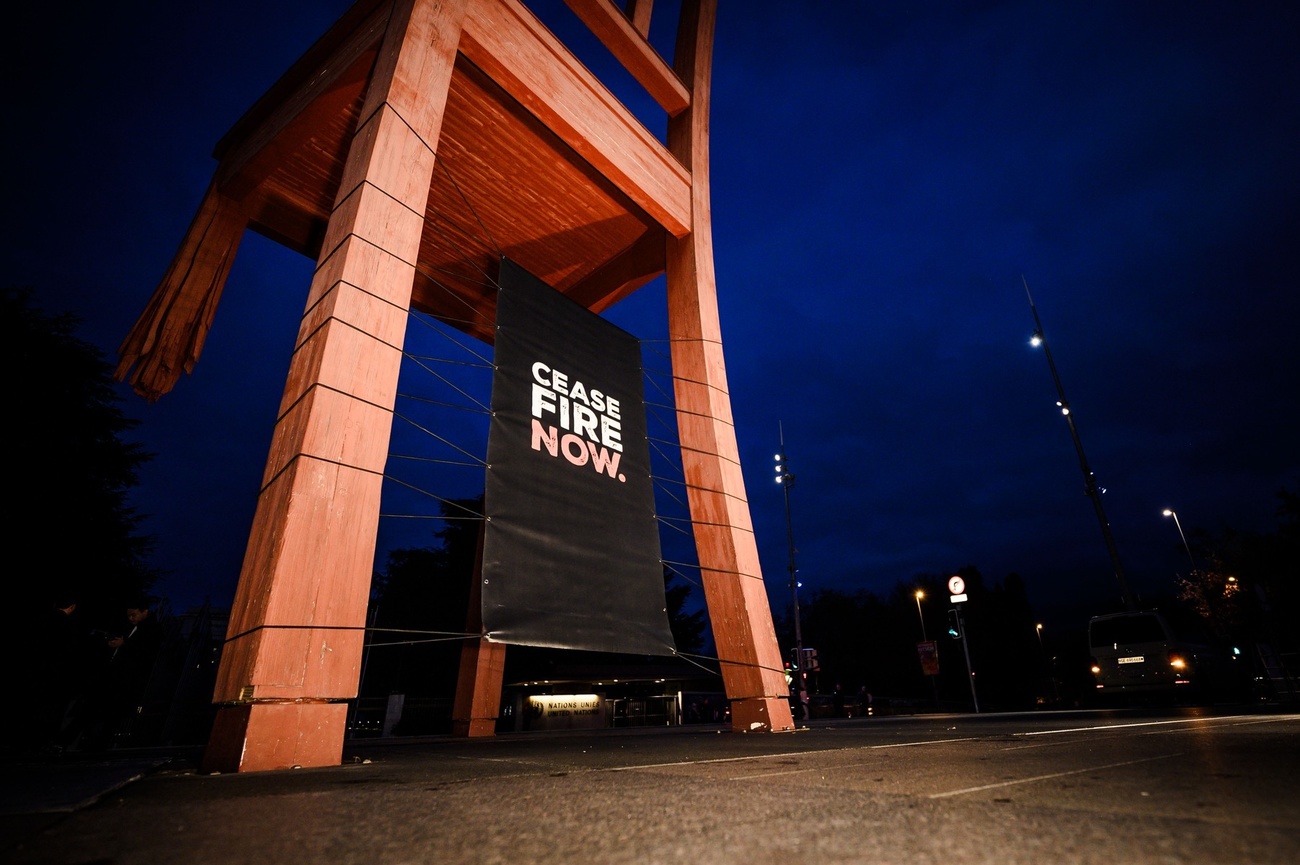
[961,568,1040,709]
[5,289,159,746]
[664,567,707,655]
[360,497,481,700]
[782,565,1046,712]
[6,289,155,626]
[1178,484,1300,674]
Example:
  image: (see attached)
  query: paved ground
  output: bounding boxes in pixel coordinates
[4,706,1298,864]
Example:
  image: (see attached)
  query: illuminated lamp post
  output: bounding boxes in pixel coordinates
[915,589,941,709]
[1162,508,1195,570]
[1024,277,1138,611]
[775,423,806,720]
[1036,622,1059,703]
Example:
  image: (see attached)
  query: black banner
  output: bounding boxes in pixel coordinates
[481,258,673,655]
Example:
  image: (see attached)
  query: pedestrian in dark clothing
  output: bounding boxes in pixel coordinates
[858,685,873,717]
[65,600,162,751]
[106,602,162,744]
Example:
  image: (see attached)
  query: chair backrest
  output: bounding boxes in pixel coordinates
[118,0,712,395]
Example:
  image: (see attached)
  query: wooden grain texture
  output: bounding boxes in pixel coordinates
[114,182,246,400]
[205,0,469,772]
[460,0,691,237]
[563,0,689,115]
[202,701,348,774]
[119,0,689,401]
[215,5,388,201]
[626,0,653,37]
[452,525,508,737]
[665,0,794,732]
[123,0,795,765]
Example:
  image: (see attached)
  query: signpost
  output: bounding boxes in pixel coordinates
[948,576,980,713]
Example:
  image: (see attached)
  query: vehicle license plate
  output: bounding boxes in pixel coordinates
[1118,656,1144,664]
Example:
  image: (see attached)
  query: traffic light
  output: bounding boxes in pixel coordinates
[947,609,962,639]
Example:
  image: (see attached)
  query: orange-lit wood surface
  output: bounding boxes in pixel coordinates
[120,0,686,387]
[666,0,792,732]
[119,0,793,772]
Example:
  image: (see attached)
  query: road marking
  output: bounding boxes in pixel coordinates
[928,753,1182,799]
[608,750,836,772]
[1000,739,1073,752]
[1227,715,1300,727]
[739,766,832,780]
[1015,715,1252,736]
[608,738,980,774]
[869,737,980,749]
[727,739,983,779]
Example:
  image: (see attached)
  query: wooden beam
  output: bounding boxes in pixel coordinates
[626,0,654,37]
[461,0,692,238]
[665,0,794,734]
[115,181,247,400]
[567,226,665,312]
[203,0,470,774]
[452,524,507,737]
[214,2,390,198]
[563,0,689,115]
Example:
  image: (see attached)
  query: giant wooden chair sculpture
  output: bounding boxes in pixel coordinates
[117,0,794,773]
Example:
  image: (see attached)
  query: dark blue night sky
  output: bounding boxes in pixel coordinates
[9,1,1299,628]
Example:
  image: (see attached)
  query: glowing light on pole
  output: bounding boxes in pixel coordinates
[1162,508,1195,570]
[916,588,942,709]
[1024,277,1138,611]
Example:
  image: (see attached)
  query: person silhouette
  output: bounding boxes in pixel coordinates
[105,601,162,745]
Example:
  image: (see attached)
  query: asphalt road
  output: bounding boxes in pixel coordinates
[6,706,1299,864]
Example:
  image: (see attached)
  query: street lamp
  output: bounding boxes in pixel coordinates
[1162,508,1195,570]
[1024,277,1138,611]
[1035,622,1059,703]
[914,589,942,709]
[775,423,806,719]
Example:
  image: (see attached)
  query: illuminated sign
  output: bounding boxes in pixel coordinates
[527,694,606,731]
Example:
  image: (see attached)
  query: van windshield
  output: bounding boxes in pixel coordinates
[1090,614,1166,647]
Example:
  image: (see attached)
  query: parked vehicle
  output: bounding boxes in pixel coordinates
[1087,610,1243,703]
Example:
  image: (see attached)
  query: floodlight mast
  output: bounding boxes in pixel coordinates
[1024,277,1138,611]
[775,422,806,718]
